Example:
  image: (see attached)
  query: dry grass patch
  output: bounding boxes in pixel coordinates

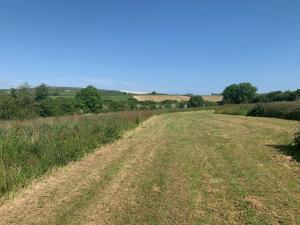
[133,94,223,102]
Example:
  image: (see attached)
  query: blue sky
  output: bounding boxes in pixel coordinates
[0,0,299,94]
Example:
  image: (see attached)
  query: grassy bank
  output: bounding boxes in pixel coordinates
[215,101,300,121]
[0,109,177,197]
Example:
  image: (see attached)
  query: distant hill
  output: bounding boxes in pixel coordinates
[47,86,133,102]
[0,86,223,103]
[0,86,133,102]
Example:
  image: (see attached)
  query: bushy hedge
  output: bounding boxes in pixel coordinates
[252,90,299,103]
[248,101,300,121]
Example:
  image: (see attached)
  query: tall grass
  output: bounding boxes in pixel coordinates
[0,110,173,197]
[214,104,254,116]
[248,101,300,121]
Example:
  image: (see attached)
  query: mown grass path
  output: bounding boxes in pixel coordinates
[1,111,300,225]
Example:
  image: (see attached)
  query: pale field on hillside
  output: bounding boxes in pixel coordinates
[133,95,223,102]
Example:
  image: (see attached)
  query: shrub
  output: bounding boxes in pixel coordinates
[0,84,37,120]
[76,85,103,113]
[248,101,300,121]
[37,97,78,117]
[35,83,49,102]
[187,96,204,108]
[0,93,16,120]
[295,132,300,149]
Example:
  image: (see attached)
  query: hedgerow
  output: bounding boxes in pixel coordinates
[248,101,300,121]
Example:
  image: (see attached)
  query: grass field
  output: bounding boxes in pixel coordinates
[1,111,300,224]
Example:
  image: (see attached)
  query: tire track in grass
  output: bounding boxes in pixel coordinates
[106,114,195,225]
[80,116,171,225]
[48,116,169,225]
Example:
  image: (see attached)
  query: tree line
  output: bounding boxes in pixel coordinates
[1,82,299,120]
[0,84,105,120]
[0,83,212,120]
[222,82,300,104]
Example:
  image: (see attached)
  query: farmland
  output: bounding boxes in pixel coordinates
[1,111,300,224]
[133,94,223,102]
[48,86,133,102]
[133,94,190,102]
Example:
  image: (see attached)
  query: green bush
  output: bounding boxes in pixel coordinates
[248,101,300,121]
[76,85,103,113]
[37,97,78,117]
[0,84,37,120]
[295,132,300,149]
[35,83,49,102]
[187,96,204,108]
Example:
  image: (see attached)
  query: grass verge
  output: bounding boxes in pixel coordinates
[0,109,187,197]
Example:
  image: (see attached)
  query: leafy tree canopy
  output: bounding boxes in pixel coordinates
[35,83,49,101]
[222,82,257,104]
[187,95,204,108]
[76,85,103,113]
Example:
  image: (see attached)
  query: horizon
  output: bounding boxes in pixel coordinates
[0,1,300,94]
[1,83,299,96]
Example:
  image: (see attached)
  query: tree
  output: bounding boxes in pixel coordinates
[222,82,257,104]
[187,96,204,108]
[76,85,103,113]
[10,83,37,119]
[35,83,49,101]
[0,93,16,120]
[37,97,77,117]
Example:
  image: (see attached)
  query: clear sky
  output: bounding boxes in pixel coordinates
[0,0,299,94]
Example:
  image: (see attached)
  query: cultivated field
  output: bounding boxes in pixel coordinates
[202,95,223,102]
[133,95,222,102]
[133,94,190,102]
[1,111,300,224]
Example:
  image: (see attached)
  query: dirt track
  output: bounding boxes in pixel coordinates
[1,111,300,225]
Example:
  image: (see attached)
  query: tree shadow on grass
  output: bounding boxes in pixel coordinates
[267,144,300,163]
